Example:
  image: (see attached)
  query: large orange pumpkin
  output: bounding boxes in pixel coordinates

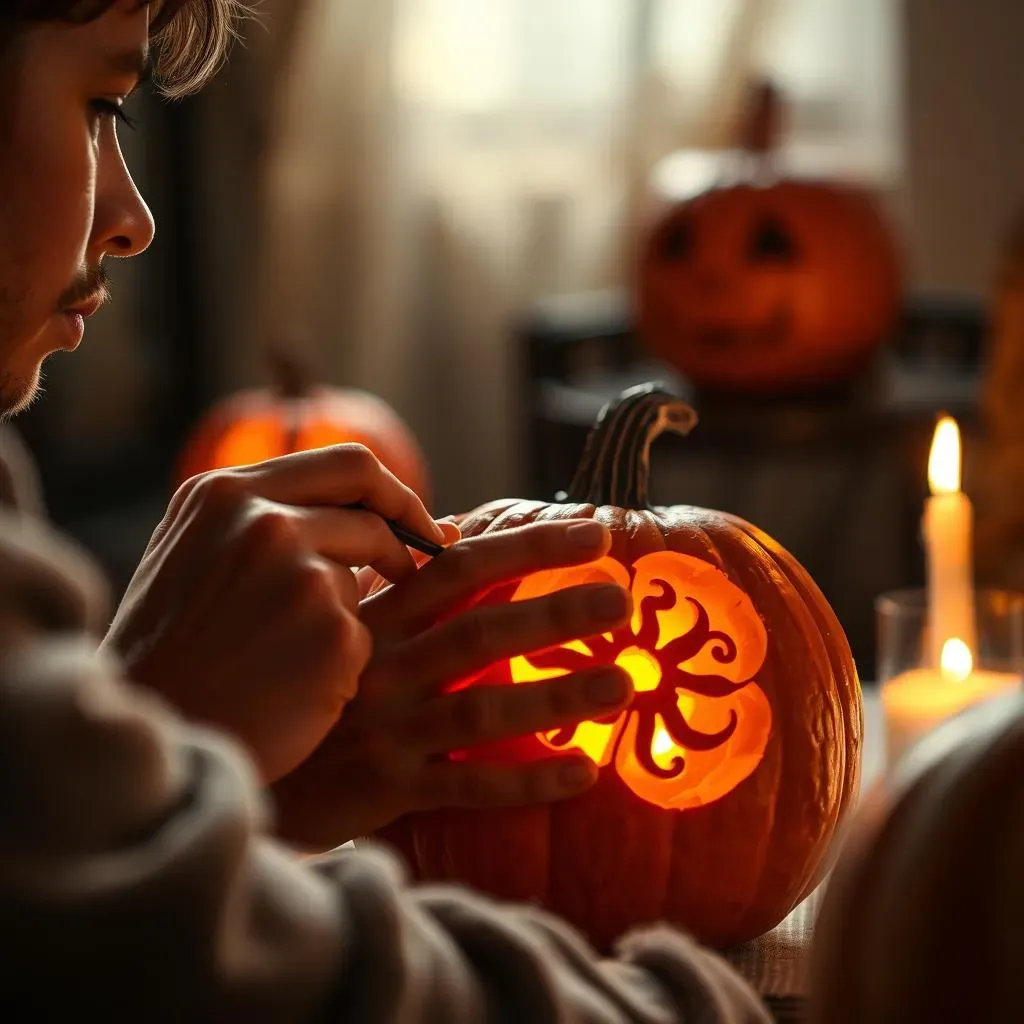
[176,352,431,502]
[637,82,901,395]
[809,691,1024,1023]
[376,383,862,951]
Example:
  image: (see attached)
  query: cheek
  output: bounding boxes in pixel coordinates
[3,104,95,304]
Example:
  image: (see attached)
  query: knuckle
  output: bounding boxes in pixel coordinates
[245,508,301,552]
[339,614,373,675]
[292,560,341,614]
[169,473,201,513]
[537,675,576,718]
[523,521,561,558]
[550,588,590,635]
[428,540,477,587]
[453,609,494,660]
[334,443,378,478]
[192,471,247,513]
[309,606,372,688]
[450,688,497,742]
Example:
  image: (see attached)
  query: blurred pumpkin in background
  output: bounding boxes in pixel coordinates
[637,80,902,396]
[176,348,431,504]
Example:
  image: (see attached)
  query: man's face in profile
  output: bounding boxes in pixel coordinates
[0,0,156,419]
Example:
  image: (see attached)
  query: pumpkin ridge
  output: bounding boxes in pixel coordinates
[685,523,783,942]
[719,518,844,917]
[726,511,862,892]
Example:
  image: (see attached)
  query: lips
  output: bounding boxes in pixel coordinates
[64,295,103,319]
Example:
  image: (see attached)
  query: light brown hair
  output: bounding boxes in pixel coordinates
[1,1,247,97]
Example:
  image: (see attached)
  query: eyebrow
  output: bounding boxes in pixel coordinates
[105,49,153,89]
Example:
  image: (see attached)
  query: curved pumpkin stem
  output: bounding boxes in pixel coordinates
[267,343,312,401]
[738,77,782,157]
[564,383,698,509]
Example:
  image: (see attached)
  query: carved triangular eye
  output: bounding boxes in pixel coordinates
[659,218,692,261]
[749,216,798,262]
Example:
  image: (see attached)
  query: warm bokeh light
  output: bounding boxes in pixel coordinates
[928,416,961,496]
[940,637,973,682]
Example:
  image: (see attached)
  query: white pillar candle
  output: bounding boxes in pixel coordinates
[923,417,976,667]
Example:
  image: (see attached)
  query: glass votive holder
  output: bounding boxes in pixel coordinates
[875,588,1024,768]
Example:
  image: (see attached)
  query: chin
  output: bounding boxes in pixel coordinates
[0,369,43,421]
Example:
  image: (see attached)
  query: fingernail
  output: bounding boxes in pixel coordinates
[587,668,630,706]
[589,584,629,622]
[430,519,451,541]
[560,758,597,788]
[566,521,607,549]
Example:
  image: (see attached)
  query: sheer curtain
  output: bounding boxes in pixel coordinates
[247,0,900,514]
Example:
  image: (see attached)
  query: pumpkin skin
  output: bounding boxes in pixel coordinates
[636,178,902,395]
[176,385,431,503]
[809,691,1024,1024]
[376,384,862,951]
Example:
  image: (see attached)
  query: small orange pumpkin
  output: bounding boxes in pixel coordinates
[376,383,862,951]
[176,350,431,502]
[637,82,901,395]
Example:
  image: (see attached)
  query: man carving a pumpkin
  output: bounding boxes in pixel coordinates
[0,1,770,1019]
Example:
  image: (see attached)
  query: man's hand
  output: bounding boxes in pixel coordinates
[102,445,448,785]
[272,520,634,849]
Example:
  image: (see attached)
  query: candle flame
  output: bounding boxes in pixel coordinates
[928,417,961,495]
[940,637,973,682]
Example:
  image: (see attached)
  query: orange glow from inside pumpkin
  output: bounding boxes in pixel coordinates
[616,647,661,691]
[211,412,364,470]
[510,551,773,811]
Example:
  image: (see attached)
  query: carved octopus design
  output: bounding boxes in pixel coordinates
[523,571,754,779]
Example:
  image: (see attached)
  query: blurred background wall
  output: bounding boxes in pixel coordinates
[12,0,1024,677]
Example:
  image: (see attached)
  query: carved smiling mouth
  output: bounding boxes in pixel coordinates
[692,307,791,351]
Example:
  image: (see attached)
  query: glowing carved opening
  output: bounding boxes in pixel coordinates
[510,551,773,811]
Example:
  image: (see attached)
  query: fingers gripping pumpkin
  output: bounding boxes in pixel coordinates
[376,383,862,951]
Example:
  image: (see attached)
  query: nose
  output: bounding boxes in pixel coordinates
[693,267,732,299]
[91,138,156,260]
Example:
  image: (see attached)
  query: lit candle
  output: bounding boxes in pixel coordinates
[882,418,1020,768]
[882,638,1019,766]
[923,417,976,667]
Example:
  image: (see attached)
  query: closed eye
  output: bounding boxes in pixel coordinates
[90,98,139,131]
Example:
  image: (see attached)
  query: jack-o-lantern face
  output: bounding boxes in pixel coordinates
[510,551,772,810]
[637,181,901,394]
